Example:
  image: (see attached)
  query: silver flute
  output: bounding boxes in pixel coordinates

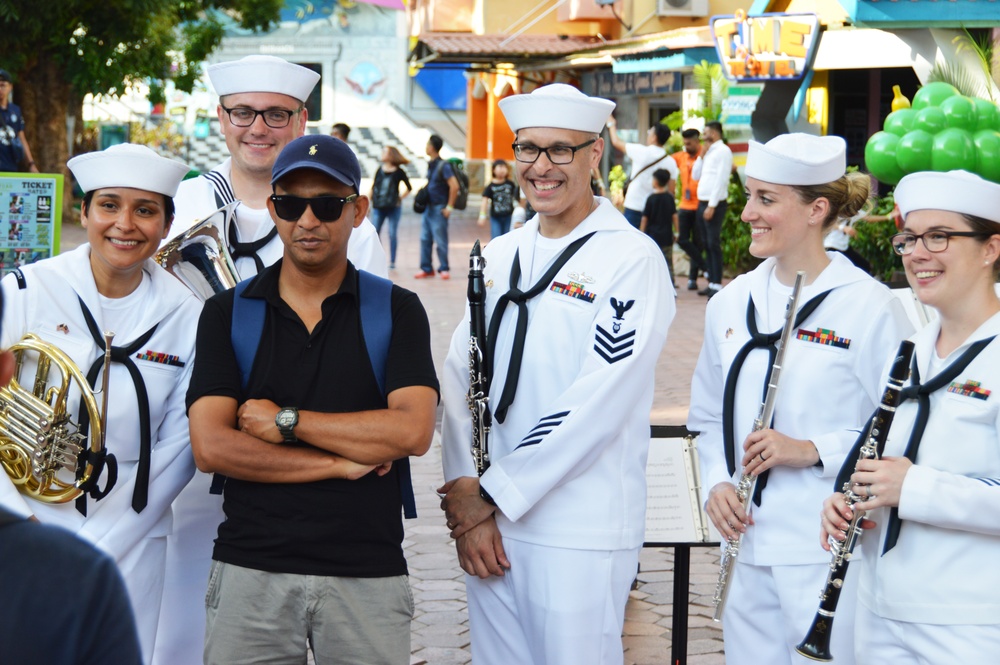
[713,271,805,622]
[466,240,491,476]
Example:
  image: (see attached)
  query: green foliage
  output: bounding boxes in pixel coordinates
[608,164,627,196]
[692,60,730,122]
[0,0,282,103]
[851,191,904,283]
[721,177,760,276]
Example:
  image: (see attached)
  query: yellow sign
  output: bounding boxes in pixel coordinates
[711,11,821,82]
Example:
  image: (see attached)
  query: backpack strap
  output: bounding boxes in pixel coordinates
[357,270,416,519]
[210,278,265,495]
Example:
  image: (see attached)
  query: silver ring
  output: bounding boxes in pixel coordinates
[866,485,873,498]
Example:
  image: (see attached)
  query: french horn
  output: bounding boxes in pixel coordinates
[0,333,112,503]
[156,201,241,301]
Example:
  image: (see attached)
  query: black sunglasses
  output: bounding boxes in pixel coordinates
[270,194,358,222]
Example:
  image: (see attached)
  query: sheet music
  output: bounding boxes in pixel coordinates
[645,434,720,544]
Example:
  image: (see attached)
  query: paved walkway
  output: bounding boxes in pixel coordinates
[61,194,727,664]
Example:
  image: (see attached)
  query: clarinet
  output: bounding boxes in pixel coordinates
[796,339,915,661]
[467,240,491,476]
[713,271,805,622]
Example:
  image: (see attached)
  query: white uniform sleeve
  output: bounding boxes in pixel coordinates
[0,274,34,517]
[810,295,914,479]
[348,217,388,278]
[688,298,732,502]
[900,462,1000,536]
[480,253,673,522]
[440,309,479,482]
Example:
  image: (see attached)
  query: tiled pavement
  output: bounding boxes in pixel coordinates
[61,192,727,664]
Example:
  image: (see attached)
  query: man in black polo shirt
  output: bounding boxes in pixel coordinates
[187,134,439,665]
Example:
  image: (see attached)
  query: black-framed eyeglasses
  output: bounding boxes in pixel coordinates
[221,105,302,128]
[270,194,358,222]
[511,139,596,164]
[890,230,992,256]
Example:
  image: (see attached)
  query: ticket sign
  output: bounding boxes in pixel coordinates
[0,172,63,278]
[712,11,821,82]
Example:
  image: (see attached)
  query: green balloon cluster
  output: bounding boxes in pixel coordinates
[865,82,1000,185]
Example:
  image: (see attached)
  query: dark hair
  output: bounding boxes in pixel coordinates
[652,169,672,188]
[491,159,509,176]
[82,190,175,224]
[705,121,724,140]
[428,134,444,153]
[382,146,409,166]
[791,171,870,232]
[961,213,1000,276]
[331,123,351,140]
[681,128,700,140]
[651,124,671,146]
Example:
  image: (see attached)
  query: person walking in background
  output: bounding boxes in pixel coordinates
[689,134,913,665]
[692,121,733,298]
[672,128,706,290]
[640,168,677,287]
[439,83,673,665]
[0,69,38,174]
[370,146,412,270]
[606,117,677,228]
[330,122,351,142]
[415,134,458,279]
[479,158,519,240]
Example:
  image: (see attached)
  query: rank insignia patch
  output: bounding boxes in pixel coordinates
[948,380,991,400]
[135,350,186,368]
[595,325,635,364]
[796,327,850,349]
[551,281,596,303]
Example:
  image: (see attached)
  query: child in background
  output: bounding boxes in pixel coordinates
[641,168,678,287]
[479,159,519,240]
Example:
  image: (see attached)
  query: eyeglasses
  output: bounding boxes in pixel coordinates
[511,139,596,164]
[890,230,991,255]
[221,105,302,128]
[270,194,357,222]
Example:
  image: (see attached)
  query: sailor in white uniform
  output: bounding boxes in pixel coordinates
[0,144,201,663]
[439,84,674,665]
[157,55,388,665]
[689,134,913,665]
[822,170,1000,663]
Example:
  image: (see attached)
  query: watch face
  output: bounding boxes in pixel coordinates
[277,409,297,428]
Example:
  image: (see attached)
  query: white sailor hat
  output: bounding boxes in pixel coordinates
[745,133,846,186]
[499,83,615,134]
[208,55,320,103]
[895,170,1000,224]
[68,144,190,198]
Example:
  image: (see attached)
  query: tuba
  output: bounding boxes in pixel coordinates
[156,201,241,301]
[0,333,113,503]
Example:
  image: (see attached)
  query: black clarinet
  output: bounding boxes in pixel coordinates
[796,339,915,661]
[467,240,491,476]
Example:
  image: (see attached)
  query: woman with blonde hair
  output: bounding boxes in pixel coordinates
[689,133,913,664]
[822,170,1000,663]
[369,145,412,270]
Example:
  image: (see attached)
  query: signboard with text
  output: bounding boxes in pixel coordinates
[711,11,821,83]
[0,173,63,278]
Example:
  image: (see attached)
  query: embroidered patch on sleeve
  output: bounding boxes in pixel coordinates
[550,281,596,303]
[975,477,1000,486]
[135,350,186,368]
[796,327,851,349]
[595,325,635,363]
[515,410,571,450]
[947,380,991,400]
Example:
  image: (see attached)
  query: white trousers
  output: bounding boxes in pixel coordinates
[722,561,857,665]
[855,601,1000,665]
[116,534,167,664]
[466,539,640,665]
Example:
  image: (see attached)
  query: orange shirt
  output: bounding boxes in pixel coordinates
[671,149,701,211]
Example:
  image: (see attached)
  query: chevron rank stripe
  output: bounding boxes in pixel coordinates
[594,324,635,364]
[975,477,1000,486]
[516,410,571,449]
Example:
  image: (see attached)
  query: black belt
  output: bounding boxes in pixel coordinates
[77,297,159,514]
[488,232,596,423]
[881,336,994,554]
[228,220,277,275]
[722,289,831,505]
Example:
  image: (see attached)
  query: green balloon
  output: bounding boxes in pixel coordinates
[911,81,960,110]
[914,106,946,134]
[884,108,917,137]
[865,131,906,185]
[974,98,1000,132]
[896,130,934,173]
[973,129,1000,183]
[940,95,977,131]
[931,128,976,172]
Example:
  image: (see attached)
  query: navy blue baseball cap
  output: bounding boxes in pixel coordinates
[0,70,11,83]
[271,135,362,192]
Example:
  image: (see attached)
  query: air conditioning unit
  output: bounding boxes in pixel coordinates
[657,0,709,17]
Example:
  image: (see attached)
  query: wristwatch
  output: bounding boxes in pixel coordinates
[275,407,299,444]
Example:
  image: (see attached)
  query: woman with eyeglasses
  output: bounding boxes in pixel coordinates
[688,133,913,665]
[0,143,202,663]
[820,170,1000,663]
